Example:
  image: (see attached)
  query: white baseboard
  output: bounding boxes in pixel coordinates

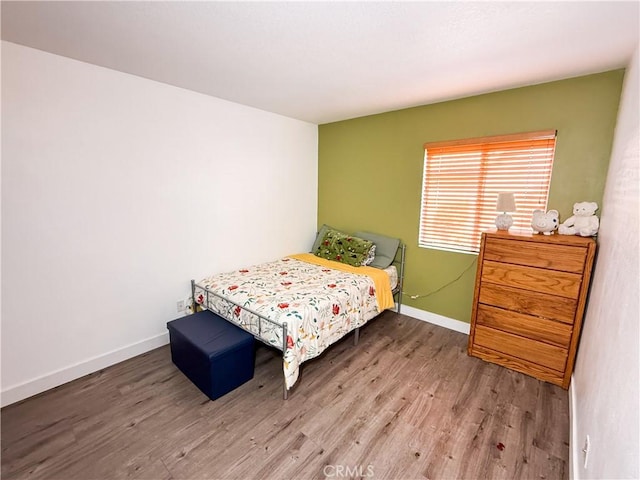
[399,304,471,335]
[1,332,169,408]
[569,376,578,479]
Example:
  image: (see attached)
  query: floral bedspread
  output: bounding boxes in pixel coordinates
[193,255,394,390]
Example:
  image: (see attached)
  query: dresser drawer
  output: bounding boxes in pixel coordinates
[474,325,568,372]
[484,237,586,273]
[470,344,566,387]
[481,260,582,299]
[478,283,577,324]
[476,304,573,347]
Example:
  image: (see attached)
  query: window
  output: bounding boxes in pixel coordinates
[419,130,556,253]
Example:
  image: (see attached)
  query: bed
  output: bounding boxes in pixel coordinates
[191,228,405,399]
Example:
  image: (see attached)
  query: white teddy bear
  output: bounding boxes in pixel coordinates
[558,201,599,237]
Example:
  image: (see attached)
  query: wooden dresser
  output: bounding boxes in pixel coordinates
[468,231,596,389]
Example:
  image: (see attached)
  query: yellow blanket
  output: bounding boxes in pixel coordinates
[288,253,395,312]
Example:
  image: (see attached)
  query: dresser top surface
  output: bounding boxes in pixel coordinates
[483,229,596,247]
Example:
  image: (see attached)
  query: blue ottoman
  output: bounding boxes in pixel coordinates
[167,310,255,400]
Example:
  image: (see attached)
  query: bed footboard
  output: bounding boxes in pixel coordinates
[191,279,290,399]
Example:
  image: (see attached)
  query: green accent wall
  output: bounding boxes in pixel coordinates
[318,70,625,323]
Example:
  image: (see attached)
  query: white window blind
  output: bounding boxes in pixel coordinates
[419,130,556,253]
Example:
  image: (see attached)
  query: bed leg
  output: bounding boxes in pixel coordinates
[354,327,360,345]
[190,280,196,313]
[396,243,406,315]
[282,321,289,400]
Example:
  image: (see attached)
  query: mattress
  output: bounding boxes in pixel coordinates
[384,264,398,291]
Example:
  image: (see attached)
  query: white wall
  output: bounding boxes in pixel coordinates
[571,45,639,479]
[1,41,318,406]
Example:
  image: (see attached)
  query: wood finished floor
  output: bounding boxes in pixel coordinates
[1,312,569,480]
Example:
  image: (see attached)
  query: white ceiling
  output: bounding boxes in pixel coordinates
[2,1,638,124]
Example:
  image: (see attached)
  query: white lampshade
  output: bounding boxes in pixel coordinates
[496,192,516,213]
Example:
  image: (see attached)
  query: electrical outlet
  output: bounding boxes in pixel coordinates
[176,300,185,313]
[582,435,591,469]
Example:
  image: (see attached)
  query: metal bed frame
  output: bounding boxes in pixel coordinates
[191,243,405,400]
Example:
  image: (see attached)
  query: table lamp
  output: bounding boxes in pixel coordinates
[495,192,516,231]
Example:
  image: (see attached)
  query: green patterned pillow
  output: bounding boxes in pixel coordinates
[314,229,375,267]
[310,224,334,253]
